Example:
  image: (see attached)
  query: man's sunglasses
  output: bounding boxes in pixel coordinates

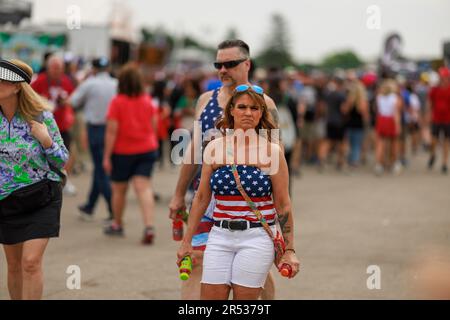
[213,59,247,70]
[234,84,264,96]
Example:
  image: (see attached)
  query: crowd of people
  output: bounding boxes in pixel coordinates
[0,37,449,300]
[58,56,450,180]
[25,48,450,185]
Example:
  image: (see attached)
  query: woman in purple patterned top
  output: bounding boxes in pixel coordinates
[0,59,68,300]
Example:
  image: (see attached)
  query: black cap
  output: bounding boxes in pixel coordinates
[92,57,109,69]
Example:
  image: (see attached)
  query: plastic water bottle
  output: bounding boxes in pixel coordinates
[280,263,292,278]
[172,219,183,241]
[179,256,192,281]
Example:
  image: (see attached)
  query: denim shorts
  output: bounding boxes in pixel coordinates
[111,151,158,182]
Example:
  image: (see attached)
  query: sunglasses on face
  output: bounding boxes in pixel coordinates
[213,58,247,70]
[234,84,264,96]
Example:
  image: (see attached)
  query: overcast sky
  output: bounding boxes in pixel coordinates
[30,0,450,63]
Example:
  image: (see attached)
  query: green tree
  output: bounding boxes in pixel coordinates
[141,28,154,43]
[224,28,239,41]
[321,50,363,71]
[256,13,296,68]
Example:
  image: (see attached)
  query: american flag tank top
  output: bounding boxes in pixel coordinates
[210,164,276,223]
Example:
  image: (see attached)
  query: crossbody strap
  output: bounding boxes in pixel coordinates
[48,162,67,185]
[226,140,275,239]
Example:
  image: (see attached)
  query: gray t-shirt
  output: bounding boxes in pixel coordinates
[70,72,117,125]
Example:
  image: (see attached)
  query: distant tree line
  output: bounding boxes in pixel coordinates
[141,13,365,71]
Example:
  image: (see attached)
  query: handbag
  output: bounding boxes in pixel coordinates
[229,162,286,269]
[1,179,54,216]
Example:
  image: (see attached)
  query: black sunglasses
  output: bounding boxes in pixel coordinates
[213,59,247,70]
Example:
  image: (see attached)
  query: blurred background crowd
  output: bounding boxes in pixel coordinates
[1,1,450,197]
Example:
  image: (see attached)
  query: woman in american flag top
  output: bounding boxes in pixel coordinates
[177,85,300,300]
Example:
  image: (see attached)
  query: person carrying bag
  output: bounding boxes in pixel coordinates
[0,58,69,300]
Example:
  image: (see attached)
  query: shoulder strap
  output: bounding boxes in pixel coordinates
[212,87,220,100]
[48,162,67,185]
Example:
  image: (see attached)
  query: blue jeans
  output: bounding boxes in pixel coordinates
[347,128,364,166]
[86,124,112,216]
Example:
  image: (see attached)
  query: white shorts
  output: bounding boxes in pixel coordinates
[201,224,275,288]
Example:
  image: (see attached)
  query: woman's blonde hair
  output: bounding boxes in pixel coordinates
[347,80,367,108]
[216,89,277,141]
[8,59,49,121]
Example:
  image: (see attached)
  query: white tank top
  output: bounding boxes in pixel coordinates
[377,93,397,117]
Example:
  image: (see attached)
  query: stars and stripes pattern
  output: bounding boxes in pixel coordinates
[191,87,223,250]
[210,165,275,223]
[200,88,223,136]
[191,87,223,196]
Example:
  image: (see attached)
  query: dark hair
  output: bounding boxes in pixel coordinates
[184,79,201,97]
[216,89,277,141]
[118,63,144,97]
[217,39,250,58]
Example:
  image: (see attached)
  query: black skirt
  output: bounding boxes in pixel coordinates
[0,180,62,245]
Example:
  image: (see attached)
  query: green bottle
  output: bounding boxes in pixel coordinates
[179,256,192,281]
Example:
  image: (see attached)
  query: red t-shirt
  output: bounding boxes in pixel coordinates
[429,84,450,124]
[107,94,159,155]
[31,73,75,132]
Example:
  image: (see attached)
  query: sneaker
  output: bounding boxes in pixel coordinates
[428,155,436,170]
[374,164,384,176]
[104,223,124,236]
[393,161,403,175]
[141,227,155,245]
[77,204,94,221]
[63,180,77,196]
[78,204,93,214]
[442,165,448,175]
[79,212,94,222]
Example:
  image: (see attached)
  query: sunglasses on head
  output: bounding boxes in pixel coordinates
[213,58,247,70]
[234,84,264,96]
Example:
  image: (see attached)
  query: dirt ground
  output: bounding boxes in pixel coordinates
[1,151,449,300]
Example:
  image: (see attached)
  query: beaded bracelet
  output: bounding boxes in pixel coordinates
[285,248,296,254]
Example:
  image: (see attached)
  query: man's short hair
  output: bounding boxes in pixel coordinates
[217,39,250,58]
